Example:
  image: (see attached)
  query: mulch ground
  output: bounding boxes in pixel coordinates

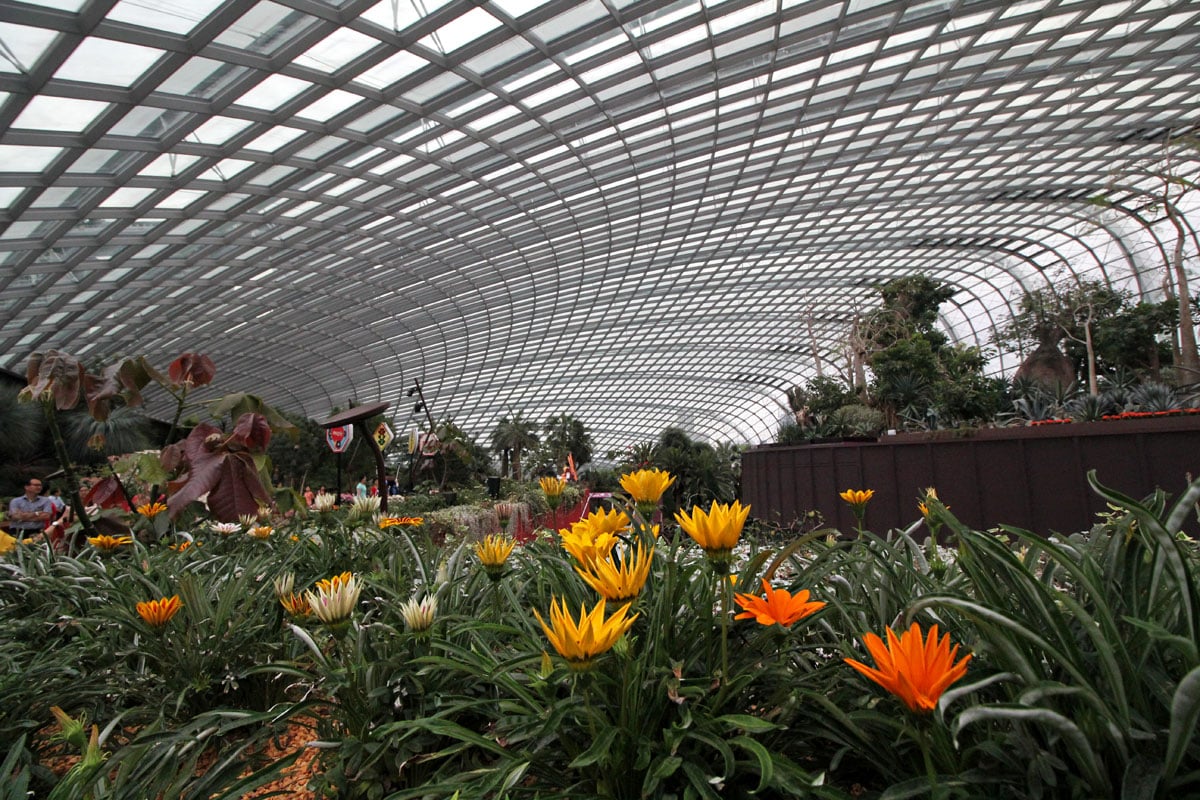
[36,716,324,799]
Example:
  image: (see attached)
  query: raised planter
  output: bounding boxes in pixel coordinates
[742,415,1200,538]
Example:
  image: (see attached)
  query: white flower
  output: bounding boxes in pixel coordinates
[312,492,337,512]
[211,521,241,536]
[273,572,294,598]
[304,572,362,625]
[399,594,438,633]
[347,495,381,521]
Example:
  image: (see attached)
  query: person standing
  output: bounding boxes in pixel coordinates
[8,477,54,538]
[355,476,368,498]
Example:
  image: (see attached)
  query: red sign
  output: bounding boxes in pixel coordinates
[326,425,352,453]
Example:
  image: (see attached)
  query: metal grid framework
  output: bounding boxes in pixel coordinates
[1,0,1198,453]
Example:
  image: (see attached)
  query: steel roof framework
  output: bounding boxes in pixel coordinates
[0,0,1198,452]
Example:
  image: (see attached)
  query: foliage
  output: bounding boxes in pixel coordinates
[536,413,594,471]
[7,452,1200,800]
[490,412,540,481]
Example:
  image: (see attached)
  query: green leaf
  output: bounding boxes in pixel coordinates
[730,735,773,792]
[1165,665,1200,782]
[568,726,618,768]
[716,714,780,734]
[642,755,682,797]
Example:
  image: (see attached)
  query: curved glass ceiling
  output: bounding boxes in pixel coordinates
[1,0,1198,453]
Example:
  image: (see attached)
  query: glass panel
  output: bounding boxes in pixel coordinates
[107,0,225,35]
[214,1,321,56]
[295,27,379,71]
[0,23,58,74]
[10,96,109,132]
[234,74,313,111]
[53,37,165,87]
[420,7,502,53]
[158,57,253,99]
[0,145,62,172]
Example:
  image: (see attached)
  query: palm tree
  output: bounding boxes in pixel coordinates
[490,412,539,481]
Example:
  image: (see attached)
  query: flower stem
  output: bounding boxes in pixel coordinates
[719,571,731,681]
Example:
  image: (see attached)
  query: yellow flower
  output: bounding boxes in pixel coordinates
[304,572,362,627]
[533,596,638,671]
[845,622,972,713]
[575,542,653,603]
[918,487,949,518]
[558,508,630,563]
[247,525,273,540]
[619,468,676,508]
[476,534,516,579]
[88,534,134,552]
[674,500,751,568]
[539,476,566,498]
[279,591,311,618]
[379,516,424,529]
[137,595,182,628]
[0,530,17,555]
[838,489,875,508]
[734,579,826,627]
[136,501,168,518]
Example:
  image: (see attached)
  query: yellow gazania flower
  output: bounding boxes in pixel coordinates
[533,596,638,671]
[539,475,566,498]
[136,595,182,628]
[838,489,875,508]
[845,622,972,714]
[558,507,630,563]
[575,542,653,603]
[476,534,516,579]
[136,501,168,518]
[279,591,311,618]
[88,534,134,552]
[917,487,949,518]
[734,579,826,627]
[247,525,273,540]
[0,530,17,555]
[304,572,362,627]
[674,500,751,567]
[379,516,424,529]
[619,468,676,507]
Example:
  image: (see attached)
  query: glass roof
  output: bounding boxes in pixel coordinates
[1,0,1198,453]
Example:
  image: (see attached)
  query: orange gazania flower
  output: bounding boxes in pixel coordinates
[88,534,133,552]
[136,595,182,628]
[279,591,311,618]
[844,622,972,713]
[838,489,874,508]
[136,501,168,518]
[379,516,424,529]
[168,540,201,552]
[734,579,826,627]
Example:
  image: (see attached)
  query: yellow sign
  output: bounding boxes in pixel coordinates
[373,422,394,450]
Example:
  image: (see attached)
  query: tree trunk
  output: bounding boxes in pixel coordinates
[1166,205,1200,381]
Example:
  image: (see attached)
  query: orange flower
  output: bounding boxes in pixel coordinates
[136,501,168,518]
[379,516,424,528]
[734,579,825,627]
[838,489,874,508]
[844,622,972,713]
[136,595,182,628]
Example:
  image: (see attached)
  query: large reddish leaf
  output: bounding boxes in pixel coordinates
[82,357,155,421]
[21,350,84,410]
[168,353,216,387]
[204,453,272,522]
[83,476,130,510]
[165,422,272,521]
[229,412,272,451]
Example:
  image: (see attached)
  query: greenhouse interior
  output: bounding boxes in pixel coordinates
[2,0,1200,797]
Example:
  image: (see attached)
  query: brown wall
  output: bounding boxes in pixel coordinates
[741,416,1200,537]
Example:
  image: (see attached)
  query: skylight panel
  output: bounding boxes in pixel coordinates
[420,7,503,53]
[295,27,379,72]
[98,187,156,208]
[10,96,109,132]
[235,74,313,111]
[0,145,62,172]
[0,23,58,74]
[216,2,321,56]
[107,0,224,35]
[188,116,253,146]
[710,0,775,36]
[53,38,164,87]
[295,88,363,121]
[196,159,255,181]
[137,152,201,177]
[359,0,450,33]
[464,103,522,132]
[354,50,430,90]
